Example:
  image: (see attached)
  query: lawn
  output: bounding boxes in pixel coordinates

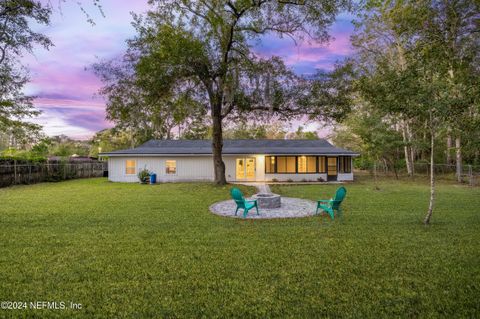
[0,178,479,318]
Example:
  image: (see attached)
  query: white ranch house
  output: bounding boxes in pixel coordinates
[101,139,359,183]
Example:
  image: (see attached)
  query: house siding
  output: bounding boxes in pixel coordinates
[108,156,215,182]
[107,155,354,183]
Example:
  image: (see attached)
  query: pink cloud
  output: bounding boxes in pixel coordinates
[22,1,352,139]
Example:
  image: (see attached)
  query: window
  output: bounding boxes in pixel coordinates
[297,156,317,173]
[276,157,286,173]
[298,156,307,173]
[165,160,176,174]
[266,156,329,174]
[276,156,296,173]
[307,156,317,173]
[265,156,276,174]
[286,157,296,173]
[339,156,352,173]
[318,156,326,173]
[125,160,136,175]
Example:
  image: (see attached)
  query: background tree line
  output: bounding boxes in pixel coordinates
[332,0,480,178]
[332,0,479,223]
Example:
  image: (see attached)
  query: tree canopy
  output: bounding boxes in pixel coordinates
[0,0,106,148]
[0,0,52,145]
[333,0,480,224]
[95,0,351,184]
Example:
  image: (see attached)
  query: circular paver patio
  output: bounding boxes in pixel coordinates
[209,197,317,219]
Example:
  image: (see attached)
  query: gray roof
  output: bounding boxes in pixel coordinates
[101,139,359,156]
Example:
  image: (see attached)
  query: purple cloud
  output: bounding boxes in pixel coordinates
[254,16,354,73]
[23,2,354,139]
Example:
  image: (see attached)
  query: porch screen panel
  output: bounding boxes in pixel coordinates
[307,156,317,173]
[276,156,296,173]
[265,156,276,173]
[318,156,326,173]
[339,156,352,173]
[286,157,296,173]
[345,157,352,172]
[299,156,317,173]
[277,157,287,173]
[297,156,307,173]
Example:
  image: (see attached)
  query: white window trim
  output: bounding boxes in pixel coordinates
[165,160,177,176]
[125,159,137,175]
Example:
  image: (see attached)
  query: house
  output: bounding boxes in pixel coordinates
[101,139,359,183]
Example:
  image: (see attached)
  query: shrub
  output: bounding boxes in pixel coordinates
[137,168,151,183]
[0,148,47,164]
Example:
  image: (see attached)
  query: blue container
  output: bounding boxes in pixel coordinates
[149,173,157,184]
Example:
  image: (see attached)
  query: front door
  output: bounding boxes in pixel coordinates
[327,157,338,181]
[236,157,256,181]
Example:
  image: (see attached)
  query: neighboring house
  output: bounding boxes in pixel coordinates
[101,139,359,183]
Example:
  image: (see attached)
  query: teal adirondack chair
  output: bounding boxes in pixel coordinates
[230,188,259,218]
[315,186,347,219]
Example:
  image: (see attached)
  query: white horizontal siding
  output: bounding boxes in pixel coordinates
[108,156,214,182]
[337,173,354,181]
[108,155,354,182]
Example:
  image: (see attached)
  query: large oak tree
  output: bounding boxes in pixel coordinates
[109,0,351,184]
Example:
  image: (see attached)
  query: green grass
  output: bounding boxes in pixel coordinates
[0,178,479,318]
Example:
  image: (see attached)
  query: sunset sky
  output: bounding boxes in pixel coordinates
[22,1,355,139]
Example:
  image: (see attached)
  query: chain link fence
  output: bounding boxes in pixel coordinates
[363,162,480,186]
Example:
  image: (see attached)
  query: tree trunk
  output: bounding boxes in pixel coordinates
[424,128,435,225]
[446,131,452,165]
[456,136,462,182]
[407,123,415,175]
[211,105,227,185]
[391,158,399,180]
[422,120,428,161]
[402,121,413,176]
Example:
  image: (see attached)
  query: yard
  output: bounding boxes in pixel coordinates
[0,178,479,318]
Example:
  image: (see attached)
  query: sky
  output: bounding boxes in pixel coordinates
[22,1,355,140]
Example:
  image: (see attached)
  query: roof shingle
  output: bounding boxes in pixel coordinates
[101,139,359,156]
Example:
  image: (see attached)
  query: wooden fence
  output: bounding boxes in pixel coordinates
[0,161,108,188]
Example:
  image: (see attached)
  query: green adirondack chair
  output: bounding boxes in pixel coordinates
[315,186,347,220]
[230,188,259,218]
